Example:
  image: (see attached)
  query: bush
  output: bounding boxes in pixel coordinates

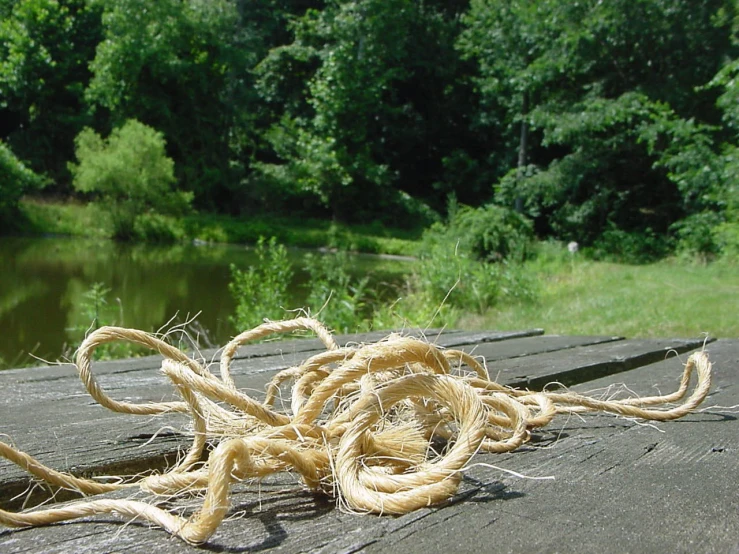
[69,119,192,241]
[0,141,46,229]
[72,283,139,360]
[713,221,739,261]
[425,203,535,263]
[226,236,538,335]
[590,226,673,264]
[371,203,539,327]
[669,208,739,262]
[370,239,538,330]
[670,212,723,258]
[132,213,185,244]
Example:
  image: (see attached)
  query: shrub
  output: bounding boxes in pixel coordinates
[369,203,539,327]
[670,212,724,258]
[69,119,192,241]
[590,225,673,263]
[416,241,535,311]
[0,141,46,229]
[226,236,538,335]
[370,235,538,330]
[415,244,497,314]
[72,283,138,360]
[132,213,185,244]
[713,221,739,261]
[424,204,535,263]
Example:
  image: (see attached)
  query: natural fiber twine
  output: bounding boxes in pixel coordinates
[0,318,712,544]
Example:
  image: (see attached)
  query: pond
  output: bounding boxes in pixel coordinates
[0,236,414,369]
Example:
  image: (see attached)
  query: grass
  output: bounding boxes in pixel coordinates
[17,197,421,256]
[18,197,112,238]
[460,244,739,339]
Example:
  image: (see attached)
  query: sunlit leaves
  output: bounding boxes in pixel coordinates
[69,119,192,239]
[0,0,101,181]
[85,0,253,207]
[0,141,46,227]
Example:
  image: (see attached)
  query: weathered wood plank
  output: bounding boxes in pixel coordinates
[488,336,712,389]
[1,339,735,553]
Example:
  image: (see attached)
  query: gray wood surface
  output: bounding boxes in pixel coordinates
[0,331,736,553]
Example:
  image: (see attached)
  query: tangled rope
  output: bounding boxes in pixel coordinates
[0,318,712,544]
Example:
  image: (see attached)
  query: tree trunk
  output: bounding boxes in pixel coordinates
[515,90,529,213]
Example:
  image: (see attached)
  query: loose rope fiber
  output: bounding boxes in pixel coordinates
[0,318,713,544]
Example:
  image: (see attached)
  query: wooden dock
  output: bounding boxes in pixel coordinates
[0,329,737,553]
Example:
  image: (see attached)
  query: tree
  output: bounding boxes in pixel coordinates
[0,0,102,188]
[653,56,739,257]
[0,141,46,229]
[85,0,256,209]
[255,0,485,221]
[69,119,192,240]
[459,0,575,211]
[461,0,737,254]
[713,59,739,230]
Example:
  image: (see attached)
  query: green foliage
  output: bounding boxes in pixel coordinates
[463,0,737,258]
[302,202,536,329]
[372,239,537,330]
[17,198,422,255]
[589,226,673,264]
[393,203,538,325]
[85,0,256,208]
[303,251,370,333]
[0,0,101,186]
[711,58,739,132]
[713,221,739,261]
[417,244,499,315]
[82,282,111,330]
[669,212,722,258]
[69,119,192,241]
[131,213,185,244]
[0,141,46,228]
[424,203,534,263]
[4,0,739,265]
[255,0,484,218]
[227,234,536,335]
[229,237,294,331]
[641,52,739,260]
[497,93,683,243]
[18,197,110,237]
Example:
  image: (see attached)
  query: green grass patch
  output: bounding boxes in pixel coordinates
[460,243,739,338]
[19,197,112,238]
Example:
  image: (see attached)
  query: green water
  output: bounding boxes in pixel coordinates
[0,237,413,369]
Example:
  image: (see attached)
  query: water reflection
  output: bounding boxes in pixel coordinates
[0,237,412,369]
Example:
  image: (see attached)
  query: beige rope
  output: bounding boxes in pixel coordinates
[0,318,713,544]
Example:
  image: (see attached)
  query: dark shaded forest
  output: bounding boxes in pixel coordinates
[2,0,738,259]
